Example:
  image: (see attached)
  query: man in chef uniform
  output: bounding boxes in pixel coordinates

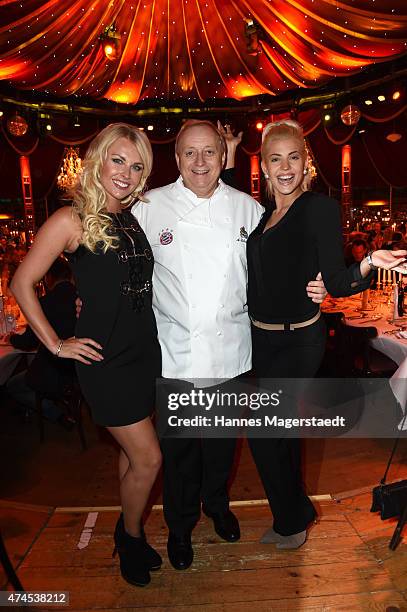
[134,120,325,570]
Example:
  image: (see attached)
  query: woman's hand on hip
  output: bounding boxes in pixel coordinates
[56,336,103,365]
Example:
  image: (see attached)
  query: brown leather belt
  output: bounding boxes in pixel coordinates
[251,310,321,331]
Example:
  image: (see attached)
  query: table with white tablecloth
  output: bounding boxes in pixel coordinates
[0,343,35,386]
[323,293,407,430]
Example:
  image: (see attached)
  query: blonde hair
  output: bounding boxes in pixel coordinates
[175,120,226,157]
[72,123,153,253]
[261,119,311,198]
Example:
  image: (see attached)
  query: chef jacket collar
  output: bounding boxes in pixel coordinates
[175,175,227,204]
[174,176,228,226]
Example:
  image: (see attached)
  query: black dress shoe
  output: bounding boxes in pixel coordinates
[167,533,193,570]
[203,509,240,542]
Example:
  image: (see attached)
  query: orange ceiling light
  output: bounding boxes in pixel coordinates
[0,0,405,104]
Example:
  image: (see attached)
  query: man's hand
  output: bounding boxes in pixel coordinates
[217,121,243,169]
[75,296,82,319]
[306,272,327,304]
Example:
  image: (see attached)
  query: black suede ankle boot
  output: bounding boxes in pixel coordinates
[112,531,150,587]
[113,514,162,578]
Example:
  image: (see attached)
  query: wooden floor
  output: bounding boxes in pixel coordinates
[1,395,407,610]
[1,494,406,611]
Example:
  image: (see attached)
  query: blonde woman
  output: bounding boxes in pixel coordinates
[246,119,407,549]
[11,123,162,587]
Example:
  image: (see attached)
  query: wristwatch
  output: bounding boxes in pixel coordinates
[366,250,378,271]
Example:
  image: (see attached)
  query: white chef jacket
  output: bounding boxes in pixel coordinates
[133,177,264,381]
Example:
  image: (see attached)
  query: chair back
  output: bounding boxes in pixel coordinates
[338,317,378,376]
[317,311,345,376]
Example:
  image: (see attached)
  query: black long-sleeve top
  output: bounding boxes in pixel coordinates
[247,191,372,324]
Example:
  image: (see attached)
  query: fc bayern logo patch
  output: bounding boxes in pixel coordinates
[159,229,174,245]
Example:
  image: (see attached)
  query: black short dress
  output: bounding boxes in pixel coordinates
[67,210,161,427]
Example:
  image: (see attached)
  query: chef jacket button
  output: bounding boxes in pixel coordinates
[219,304,224,309]
[193,331,199,338]
[216,331,223,336]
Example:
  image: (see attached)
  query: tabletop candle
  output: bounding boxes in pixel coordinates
[377,268,381,286]
[393,284,399,320]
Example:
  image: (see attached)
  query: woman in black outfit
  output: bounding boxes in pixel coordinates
[11,124,162,586]
[246,120,407,548]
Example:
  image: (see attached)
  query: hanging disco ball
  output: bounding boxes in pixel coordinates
[7,113,28,136]
[340,104,361,126]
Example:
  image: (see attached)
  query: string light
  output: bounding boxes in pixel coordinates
[0,1,404,104]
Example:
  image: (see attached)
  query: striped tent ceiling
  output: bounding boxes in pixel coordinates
[0,0,406,105]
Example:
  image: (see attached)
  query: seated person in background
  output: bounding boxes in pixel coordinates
[367,221,382,243]
[392,240,407,252]
[397,223,406,240]
[370,232,384,251]
[344,238,368,267]
[382,227,394,248]
[391,232,403,248]
[6,257,77,428]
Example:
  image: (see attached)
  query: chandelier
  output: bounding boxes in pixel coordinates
[57,146,82,190]
[305,141,317,182]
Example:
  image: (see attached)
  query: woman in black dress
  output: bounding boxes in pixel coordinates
[246,120,407,548]
[11,123,162,587]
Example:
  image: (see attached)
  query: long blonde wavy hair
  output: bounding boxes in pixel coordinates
[72,123,153,253]
[261,120,311,199]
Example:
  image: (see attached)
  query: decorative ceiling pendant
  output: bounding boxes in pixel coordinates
[340,105,361,126]
[7,113,28,137]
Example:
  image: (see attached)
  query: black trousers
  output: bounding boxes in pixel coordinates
[159,379,237,537]
[249,317,326,535]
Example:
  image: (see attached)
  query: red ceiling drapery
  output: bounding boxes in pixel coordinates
[0,0,406,104]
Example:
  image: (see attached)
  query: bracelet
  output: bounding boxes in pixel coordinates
[366,250,378,271]
[55,339,64,357]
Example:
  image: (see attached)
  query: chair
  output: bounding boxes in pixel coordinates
[0,530,24,591]
[35,381,87,450]
[316,311,345,376]
[338,318,398,377]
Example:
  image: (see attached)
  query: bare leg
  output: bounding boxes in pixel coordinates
[108,416,161,537]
